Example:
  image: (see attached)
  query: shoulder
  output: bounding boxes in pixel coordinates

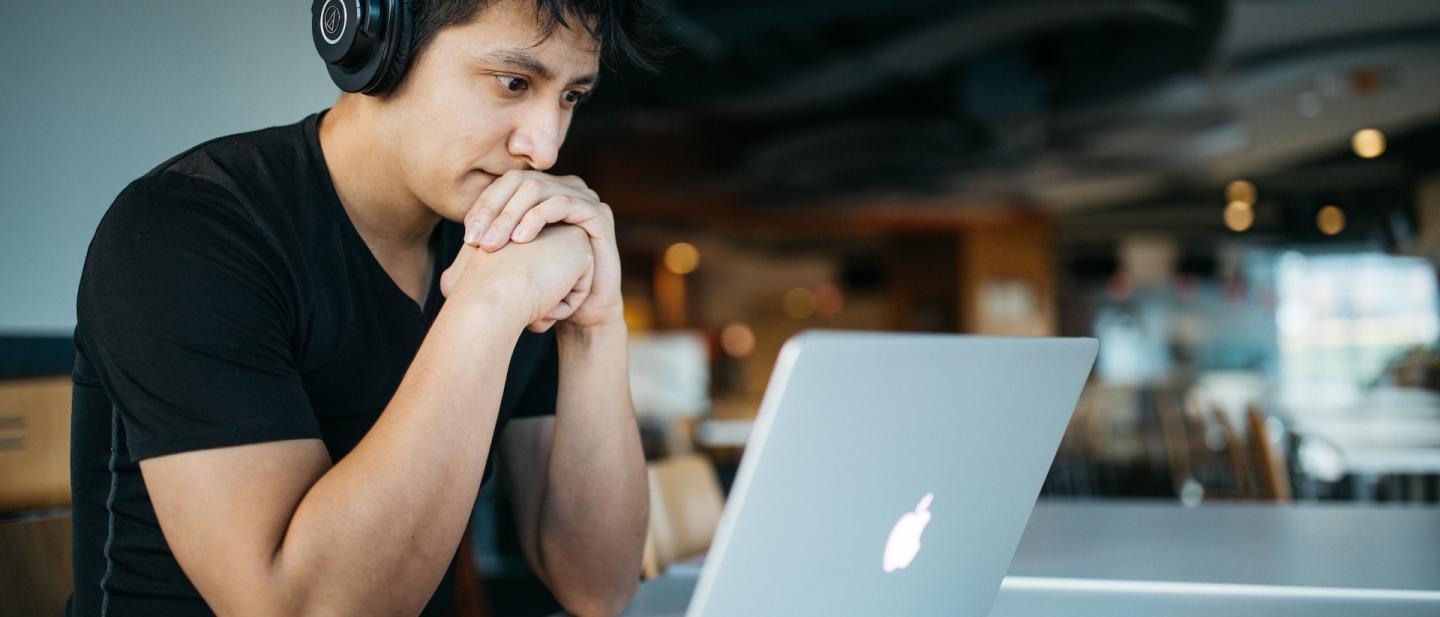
[92,114,326,264]
[92,171,262,265]
[143,114,318,200]
[113,114,324,234]
[81,166,298,319]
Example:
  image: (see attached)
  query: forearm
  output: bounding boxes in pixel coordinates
[270,298,525,616]
[540,322,649,616]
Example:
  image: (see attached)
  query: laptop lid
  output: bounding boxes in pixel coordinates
[687,331,1098,616]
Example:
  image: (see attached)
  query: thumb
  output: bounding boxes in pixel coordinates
[440,242,479,298]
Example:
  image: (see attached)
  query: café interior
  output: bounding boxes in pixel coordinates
[4,0,1440,615]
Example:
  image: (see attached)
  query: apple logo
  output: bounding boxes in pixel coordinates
[883,492,934,573]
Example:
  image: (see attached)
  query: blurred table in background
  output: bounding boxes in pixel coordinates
[693,419,753,449]
[1289,387,1440,499]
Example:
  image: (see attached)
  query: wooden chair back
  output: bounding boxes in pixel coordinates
[644,454,724,577]
[1246,407,1293,502]
[0,512,73,616]
[1211,409,1254,499]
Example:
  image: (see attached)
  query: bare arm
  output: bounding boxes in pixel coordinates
[500,322,648,617]
[466,170,646,616]
[140,227,594,617]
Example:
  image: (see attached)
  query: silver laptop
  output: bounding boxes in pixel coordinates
[626,330,1098,617]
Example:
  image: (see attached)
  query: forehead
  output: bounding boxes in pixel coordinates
[432,1,602,74]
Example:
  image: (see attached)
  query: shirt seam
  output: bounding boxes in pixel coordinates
[99,404,121,617]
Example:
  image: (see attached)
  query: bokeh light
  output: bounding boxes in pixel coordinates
[1317,205,1346,235]
[814,283,844,317]
[663,242,701,275]
[1223,201,1254,232]
[719,322,756,357]
[1351,128,1386,159]
[1226,180,1257,206]
[783,287,817,319]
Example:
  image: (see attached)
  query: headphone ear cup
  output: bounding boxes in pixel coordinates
[369,0,415,94]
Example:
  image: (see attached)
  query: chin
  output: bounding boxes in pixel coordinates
[435,202,470,224]
[435,171,498,223]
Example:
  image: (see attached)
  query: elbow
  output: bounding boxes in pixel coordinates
[554,578,640,617]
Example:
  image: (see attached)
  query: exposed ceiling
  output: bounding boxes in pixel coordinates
[571,0,1440,236]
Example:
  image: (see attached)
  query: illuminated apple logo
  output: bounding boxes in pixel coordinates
[883,492,934,573]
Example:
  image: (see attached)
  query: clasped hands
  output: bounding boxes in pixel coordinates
[438,170,622,334]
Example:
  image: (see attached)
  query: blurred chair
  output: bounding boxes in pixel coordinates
[0,512,73,616]
[1210,409,1255,499]
[0,377,72,512]
[1245,407,1293,503]
[643,454,724,579]
[1155,388,1195,497]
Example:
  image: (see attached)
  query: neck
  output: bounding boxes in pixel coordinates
[317,95,439,252]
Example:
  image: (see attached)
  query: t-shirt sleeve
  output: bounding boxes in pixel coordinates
[77,173,321,462]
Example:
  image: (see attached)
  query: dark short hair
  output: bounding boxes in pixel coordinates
[398,0,663,92]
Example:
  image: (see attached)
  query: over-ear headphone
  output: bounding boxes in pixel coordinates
[311,0,415,94]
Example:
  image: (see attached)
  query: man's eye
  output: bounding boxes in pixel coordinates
[496,75,529,93]
[564,90,591,105]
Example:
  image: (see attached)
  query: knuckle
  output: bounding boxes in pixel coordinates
[466,206,493,222]
[480,190,507,209]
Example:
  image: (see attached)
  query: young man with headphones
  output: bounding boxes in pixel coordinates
[69,1,660,615]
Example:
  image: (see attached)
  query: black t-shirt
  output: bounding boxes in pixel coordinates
[68,111,557,616]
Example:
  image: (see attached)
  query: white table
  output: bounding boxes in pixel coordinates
[692,419,753,449]
[1289,387,1440,480]
[614,501,1440,616]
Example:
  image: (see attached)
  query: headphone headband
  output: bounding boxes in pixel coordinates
[312,0,412,94]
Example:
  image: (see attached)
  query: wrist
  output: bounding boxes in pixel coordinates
[447,283,532,334]
[556,318,628,349]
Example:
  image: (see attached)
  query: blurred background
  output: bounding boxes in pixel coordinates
[4,0,1440,615]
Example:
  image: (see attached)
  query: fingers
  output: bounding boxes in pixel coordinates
[525,248,594,329]
[479,177,551,251]
[556,174,600,200]
[544,262,594,321]
[510,195,608,244]
[464,172,528,245]
[463,171,605,253]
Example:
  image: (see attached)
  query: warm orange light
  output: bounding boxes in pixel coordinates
[1223,201,1254,232]
[1351,128,1385,159]
[814,283,844,317]
[782,287,816,319]
[720,322,756,357]
[1317,205,1345,235]
[1226,180,1257,206]
[663,242,700,275]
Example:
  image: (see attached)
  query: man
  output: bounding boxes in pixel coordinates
[69,1,660,615]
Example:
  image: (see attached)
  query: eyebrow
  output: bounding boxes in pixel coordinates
[478,49,599,88]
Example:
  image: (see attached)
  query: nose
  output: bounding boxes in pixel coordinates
[508,107,563,171]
